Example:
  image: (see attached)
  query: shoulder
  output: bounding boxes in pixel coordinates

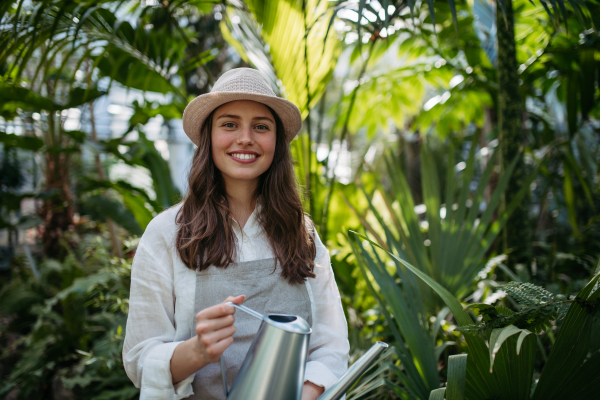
[302,215,323,243]
[138,203,183,253]
[303,214,328,261]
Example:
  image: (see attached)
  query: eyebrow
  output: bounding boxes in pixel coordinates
[216,114,274,124]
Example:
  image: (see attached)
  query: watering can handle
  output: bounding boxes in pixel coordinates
[220,302,264,397]
[225,302,264,321]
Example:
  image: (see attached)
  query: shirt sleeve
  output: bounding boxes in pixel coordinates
[304,229,350,392]
[123,240,195,400]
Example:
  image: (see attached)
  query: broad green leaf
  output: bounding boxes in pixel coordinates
[562,162,579,236]
[446,354,467,400]
[492,333,537,400]
[82,194,143,235]
[348,235,437,398]
[223,0,340,117]
[0,132,44,151]
[488,325,533,372]
[0,83,55,111]
[118,191,154,232]
[348,232,499,399]
[63,86,106,109]
[429,388,446,400]
[531,272,600,399]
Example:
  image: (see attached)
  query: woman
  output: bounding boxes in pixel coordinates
[123,68,349,400]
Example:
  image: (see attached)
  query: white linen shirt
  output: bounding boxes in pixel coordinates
[123,203,350,399]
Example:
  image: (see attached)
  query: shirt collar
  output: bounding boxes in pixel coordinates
[230,198,263,237]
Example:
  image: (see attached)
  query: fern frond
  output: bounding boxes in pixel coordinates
[495,305,514,316]
[455,324,484,335]
[501,282,554,308]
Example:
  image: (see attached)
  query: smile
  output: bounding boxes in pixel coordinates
[229,153,258,160]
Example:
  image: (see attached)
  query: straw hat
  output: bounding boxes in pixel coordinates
[182,68,302,145]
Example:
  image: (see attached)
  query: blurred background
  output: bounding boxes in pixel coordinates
[0,0,599,399]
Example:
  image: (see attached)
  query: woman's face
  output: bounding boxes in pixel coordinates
[211,100,277,188]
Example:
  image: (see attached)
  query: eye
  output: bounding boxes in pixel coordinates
[222,122,236,128]
[255,124,269,131]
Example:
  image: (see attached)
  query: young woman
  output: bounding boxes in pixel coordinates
[123,68,349,400]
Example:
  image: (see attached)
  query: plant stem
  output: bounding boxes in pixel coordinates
[496,0,531,271]
[303,0,314,216]
[321,39,376,239]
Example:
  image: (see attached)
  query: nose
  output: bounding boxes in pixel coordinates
[236,125,254,146]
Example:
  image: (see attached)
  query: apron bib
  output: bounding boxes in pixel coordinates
[189,258,312,400]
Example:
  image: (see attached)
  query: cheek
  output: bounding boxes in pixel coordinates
[211,132,229,167]
[260,133,277,160]
[211,130,227,151]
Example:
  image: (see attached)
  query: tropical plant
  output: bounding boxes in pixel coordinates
[330,0,598,272]
[0,0,224,253]
[327,136,532,398]
[350,231,600,399]
[0,235,136,399]
[0,82,105,259]
[345,136,540,311]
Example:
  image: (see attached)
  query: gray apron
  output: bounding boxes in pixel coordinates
[189,258,313,400]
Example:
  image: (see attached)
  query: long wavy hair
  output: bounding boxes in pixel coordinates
[175,105,316,284]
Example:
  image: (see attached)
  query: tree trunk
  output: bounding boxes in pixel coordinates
[39,128,74,260]
[496,0,532,269]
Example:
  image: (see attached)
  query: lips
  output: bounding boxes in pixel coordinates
[229,153,258,160]
[227,151,260,163]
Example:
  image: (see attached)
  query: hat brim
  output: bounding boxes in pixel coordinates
[182,92,302,146]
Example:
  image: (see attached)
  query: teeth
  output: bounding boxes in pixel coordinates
[231,153,257,160]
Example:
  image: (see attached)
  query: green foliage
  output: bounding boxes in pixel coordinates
[0,237,137,399]
[222,0,340,117]
[0,131,44,151]
[1,0,599,399]
[346,136,540,312]
[82,194,143,236]
[352,230,600,400]
[0,1,211,101]
[457,282,574,335]
[98,130,181,213]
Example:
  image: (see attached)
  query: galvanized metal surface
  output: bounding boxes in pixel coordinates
[221,303,311,400]
[221,302,388,400]
[316,342,389,400]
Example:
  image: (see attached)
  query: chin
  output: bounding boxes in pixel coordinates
[228,172,263,182]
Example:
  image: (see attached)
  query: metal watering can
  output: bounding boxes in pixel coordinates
[221,302,388,400]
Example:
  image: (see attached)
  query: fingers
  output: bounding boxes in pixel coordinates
[192,296,246,364]
[195,312,237,363]
[209,336,234,359]
[197,302,234,320]
[223,294,245,305]
[200,324,236,347]
[196,295,245,321]
[198,331,235,362]
[196,314,235,335]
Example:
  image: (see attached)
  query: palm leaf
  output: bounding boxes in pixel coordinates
[223,0,340,118]
[351,138,541,314]
[530,269,600,399]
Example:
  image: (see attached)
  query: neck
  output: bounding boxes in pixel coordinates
[224,178,259,229]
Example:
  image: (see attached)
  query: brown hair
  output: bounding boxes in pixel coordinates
[175,105,316,284]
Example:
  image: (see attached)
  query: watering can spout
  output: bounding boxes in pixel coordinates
[317,342,389,400]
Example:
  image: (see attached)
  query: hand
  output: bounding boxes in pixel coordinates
[170,295,245,383]
[193,295,246,365]
[301,381,324,400]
